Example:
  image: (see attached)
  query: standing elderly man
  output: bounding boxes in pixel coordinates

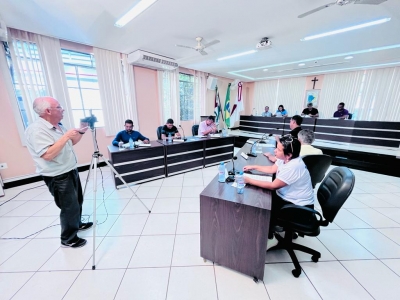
[25,97,91,248]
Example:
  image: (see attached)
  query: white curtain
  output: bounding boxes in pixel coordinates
[158,69,180,124]
[122,55,140,130]
[253,80,278,116]
[193,71,207,124]
[93,47,139,136]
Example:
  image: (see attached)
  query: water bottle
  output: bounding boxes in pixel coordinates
[118,141,124,150]
[222,128,227,137]
[129,138,134,149]
[236,171,245,194]
[168,133,172,143]
[218,162,225,183]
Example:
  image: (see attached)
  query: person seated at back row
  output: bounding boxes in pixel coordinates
[273,105,288,117]
[161,118,181,140]
[333,102,349,119]
[262,106,272,117]
[301,102,319,118]
[243,135,314,250]
[199,115,217,136]
[112,119,150,146]
[298,129,323,156]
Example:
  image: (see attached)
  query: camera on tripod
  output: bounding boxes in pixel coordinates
[81,113,98,130]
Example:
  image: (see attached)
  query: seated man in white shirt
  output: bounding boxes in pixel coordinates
[298,129,323,156]
[198,115,217,136]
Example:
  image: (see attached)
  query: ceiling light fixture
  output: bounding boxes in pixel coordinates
[115,0,158,28]
[301,18,391,41]
[298,63,305,66]
[263,69,268,71]
[217,50,257,61]
[344,56,353,60]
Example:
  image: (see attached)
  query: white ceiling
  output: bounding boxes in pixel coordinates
[1,0,400,81]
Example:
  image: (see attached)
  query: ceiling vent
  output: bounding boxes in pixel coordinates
[127,50,178,70]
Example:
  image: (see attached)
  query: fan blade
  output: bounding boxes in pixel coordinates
[176,44,196,50]
[199,50,208,55]
[203,40,220,48]
[298,2,336,18]
[354,0,387,4]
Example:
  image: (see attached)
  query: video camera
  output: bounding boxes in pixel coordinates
[81,113,98,130]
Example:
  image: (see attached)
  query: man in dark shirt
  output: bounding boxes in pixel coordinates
[289,115,303,138]
[301,103,319,118]
[112,119,150,146]
[161,118,181,139]
[333,102,349,119]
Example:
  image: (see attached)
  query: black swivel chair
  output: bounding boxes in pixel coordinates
[272,167,355,278]
[157,126,163,140]
[192,124,199,136]
[302,154,332,189]
[348,113,353,120]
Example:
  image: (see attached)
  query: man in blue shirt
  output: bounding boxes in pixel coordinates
[112,119,150,146]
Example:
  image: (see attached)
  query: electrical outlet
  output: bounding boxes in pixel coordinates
[0,163,8,169]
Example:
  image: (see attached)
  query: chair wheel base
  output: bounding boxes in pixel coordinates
[292,269,301,278]
[253,277,259,283]
[312,254,320,262]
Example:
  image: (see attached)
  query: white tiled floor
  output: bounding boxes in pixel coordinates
[1,165,400,299]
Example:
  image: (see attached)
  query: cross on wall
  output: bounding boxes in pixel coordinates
[311,77,319,89]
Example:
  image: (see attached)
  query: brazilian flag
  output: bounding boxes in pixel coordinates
[224,83,231,128]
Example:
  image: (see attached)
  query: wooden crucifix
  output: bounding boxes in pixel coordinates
[311,77,319,89]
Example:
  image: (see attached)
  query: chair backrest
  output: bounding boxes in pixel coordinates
[192,125,199,136]
[348,113,353,120]
[317,167,355,223]
[302,154,332,188]
[157,126,163,140]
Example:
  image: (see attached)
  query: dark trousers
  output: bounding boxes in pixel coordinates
[269,192,314,238]
[43,169,83,244]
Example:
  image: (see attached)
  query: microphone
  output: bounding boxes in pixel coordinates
[228,156,238,175]
[247,140,259,157]
[258,133,273,144]
[178,125,187,141]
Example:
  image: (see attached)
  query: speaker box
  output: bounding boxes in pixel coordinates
[207,76,218,90]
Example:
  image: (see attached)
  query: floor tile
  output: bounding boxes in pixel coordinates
[80,215,120,238]
[372,193,400,207]
[346,229,400,258]
[162,176,184,187]
[120,198,155,214]
[176,213,200,234]
[95,198,130,214]
[4,201,51,217]
[9,188,48,201]
[0,239,60,272]
[107,214,148,236]
[172,234,210,266]
[264,264,321,300]
[183,177,204,187]
[142,214,178,235]
[203,176,215,186]
[157,186,182,198]
[129,235,175,268]
[167,266,217,300]
[333,209,371,229]
[63,269,125,300]
[0,216,29,236]
[374,207,400,223]
[84,236,139,269]
[342,260,400,300]
[1,216,58,239]
[33,202,61,216]
[215,266,269,300]
[317,230,375,260]
[351,194,394,207]
[135,186,161,198]
[381,259,400,276]
[377,228,400,245]
[0,272,34,300]
[151,197,181,213]
[115,268,170,300]
[179,197,200,213]
[0,201,27,216]
[12,270,79,300]
[346,208,400,228]
[140,178,164,187]
[301,261,373,300]
[106,186,140,200]
[0,239,30,265]
[183,169,204,178]
[181,186,204,198]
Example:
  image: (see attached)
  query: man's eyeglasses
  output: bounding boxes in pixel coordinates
[50,106,63,110]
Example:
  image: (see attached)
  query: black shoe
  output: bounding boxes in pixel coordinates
[61,238,87,248]
[79,222,93,231]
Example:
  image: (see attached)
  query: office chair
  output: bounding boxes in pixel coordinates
[272,167,355,278]
[302,154,332,189]
[192,124,199,136]
[348,113,353,120]
[157,126,163,140]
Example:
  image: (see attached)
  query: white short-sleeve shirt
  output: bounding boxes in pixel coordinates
[275,157,314,206]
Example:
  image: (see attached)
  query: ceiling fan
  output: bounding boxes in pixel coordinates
[175,37,220,55]
[298,0,387,18]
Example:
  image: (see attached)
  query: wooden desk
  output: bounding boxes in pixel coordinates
[200,143,273,281]
[108,141,165,187]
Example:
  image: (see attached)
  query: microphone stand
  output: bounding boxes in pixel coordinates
[228,156,237,175]
[178,125,187,141]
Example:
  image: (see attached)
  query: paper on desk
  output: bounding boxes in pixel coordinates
[196,135,208,138]
[209,134,221,138]
[138,143,151,147]
[244,174,272,182]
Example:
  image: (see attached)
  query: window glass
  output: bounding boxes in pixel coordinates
[179,73,194,121]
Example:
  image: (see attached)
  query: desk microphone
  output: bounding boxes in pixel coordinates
[258,133,272,144]
[228,156,238,175]
[178,125,187,141]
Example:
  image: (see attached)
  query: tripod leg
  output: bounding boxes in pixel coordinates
[83,158,95,196]
[100,157,151,213]
[91,155,98,270]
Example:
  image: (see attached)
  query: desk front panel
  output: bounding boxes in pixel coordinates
[239,116,285,136]
[163,139,205,176]
[204,137,235,167]
[108,143,165,187]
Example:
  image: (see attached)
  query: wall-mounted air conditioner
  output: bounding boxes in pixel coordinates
[127,50,178,71]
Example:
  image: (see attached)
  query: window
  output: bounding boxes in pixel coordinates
[61,49,104,127]
[179,73,194,121]
[3,41,48,128]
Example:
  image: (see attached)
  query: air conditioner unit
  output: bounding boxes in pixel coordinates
[127,50,178,71]
[0,20,8,42]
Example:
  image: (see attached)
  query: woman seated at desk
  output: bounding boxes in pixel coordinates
[273,104,288,117]
[243,135,314,250]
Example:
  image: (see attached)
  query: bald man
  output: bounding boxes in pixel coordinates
[25,97,91,248]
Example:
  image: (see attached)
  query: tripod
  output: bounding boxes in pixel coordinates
[82,127,151,270]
